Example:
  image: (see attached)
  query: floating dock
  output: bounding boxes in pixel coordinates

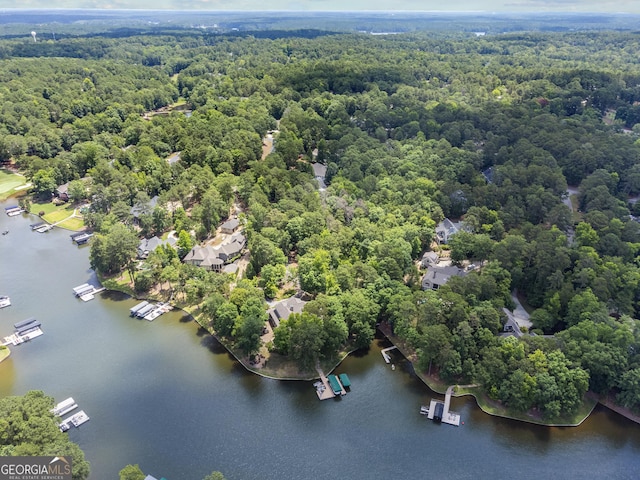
[59,410,90,432]
[2,327,44,346]
[143,302,171,321]
[73,284,105,301]
[31,222,46,230]
[381,345,398,364]
[5,206,24,217]
[0,296,10,308]
[51,397,78,417]
[35,224,53,233]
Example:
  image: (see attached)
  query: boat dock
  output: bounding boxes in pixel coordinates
[143,302,172,321]
[420,386,461,427]
[70,232,93,245]
[328,374,347,396]
[59,410,90,432]
[131,301,172,321]
[5,206,24,217]
[35,224,53,233]
[51,397,78,417]
[2,326,44,346]
[72,283,105,301]
[381,345,397,364]
[30,222,46,231]
[130,301,150,316]
[338,373,351,389]
[0,295,11,308]
[315,368,336,400]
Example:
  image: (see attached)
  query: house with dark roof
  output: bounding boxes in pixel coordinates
[220,218,240,234]
[55,182,69,202]
[267,296,307,329]
[421,265,467,290]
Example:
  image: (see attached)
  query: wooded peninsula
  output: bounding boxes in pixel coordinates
[3,17,640,431]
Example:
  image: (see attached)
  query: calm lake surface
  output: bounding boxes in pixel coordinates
[1,203,640,480]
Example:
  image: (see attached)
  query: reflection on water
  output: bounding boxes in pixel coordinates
[1,206,640,480]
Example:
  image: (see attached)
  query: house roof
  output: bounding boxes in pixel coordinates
[422,265,466,289]
[421,251,440,267]
[311,162,327,178]
[56,182,69,194]
[130,195,159,218]
[267,296,307,328]
[221,218,240,231]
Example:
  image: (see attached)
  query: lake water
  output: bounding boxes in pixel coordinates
[1,204,640,480]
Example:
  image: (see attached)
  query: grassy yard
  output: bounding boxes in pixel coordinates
[29,201,85,230]
[0,170,28,200]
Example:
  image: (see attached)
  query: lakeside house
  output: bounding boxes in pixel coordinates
[137,235,177,259]
[267,296,307,329]
[183,231,246,272]
[422,265,467,290]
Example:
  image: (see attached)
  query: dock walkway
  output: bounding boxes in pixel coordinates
[381,345,397,364]
[315,368,336,400]
[59,410,90,432]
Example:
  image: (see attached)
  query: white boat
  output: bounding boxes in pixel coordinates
[0,296,10,308]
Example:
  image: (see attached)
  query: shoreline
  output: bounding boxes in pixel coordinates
[376,323,637,428]
[100,282,638,427]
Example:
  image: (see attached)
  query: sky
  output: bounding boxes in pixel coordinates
[4,0,640,13]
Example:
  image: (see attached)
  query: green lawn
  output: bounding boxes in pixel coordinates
[29,202,85,230]
[0,170,28,200]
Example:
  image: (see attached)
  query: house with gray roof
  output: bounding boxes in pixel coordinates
[183,232,246,272]
[435,218,467,244]
[137,235,177,259]
[421,265,467,290]
[220,218,240,234]
[267,296,307,329]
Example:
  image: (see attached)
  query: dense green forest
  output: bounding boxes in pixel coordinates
[4,27,640,421]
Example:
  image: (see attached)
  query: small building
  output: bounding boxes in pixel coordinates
[267,296,307,329]
[433,402,444,423]
[56,183,69,202]
[422,265,467,290]
[220,218,240,234]
[420,251,440,268]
